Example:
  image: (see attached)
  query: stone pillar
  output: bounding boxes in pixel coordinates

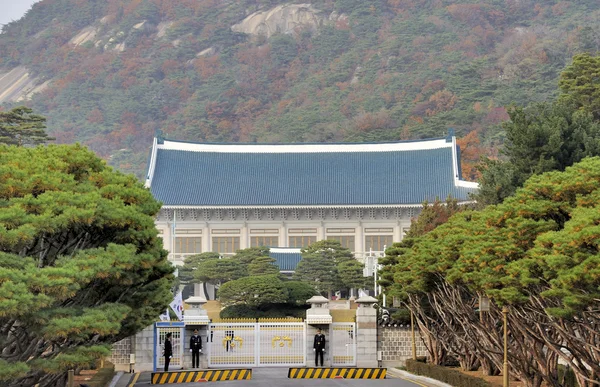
[355,296,378,368]
[202,223,209,253]
[133,325,155,371]
[241,223,249,249]
[305,296,333,325]
[355,224,364,262]
[280,223,287,247]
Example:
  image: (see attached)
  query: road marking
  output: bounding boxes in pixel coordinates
[127,372,140,387]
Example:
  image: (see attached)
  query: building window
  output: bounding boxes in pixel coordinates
[174,237,202,260]
[212,237,240,254]
[288,235,316,248]
[327,235,355,250]
[364,235,393,252]
[251,236,279,247]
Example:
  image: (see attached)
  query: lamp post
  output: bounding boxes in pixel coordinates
[411,310,417,360]
[502,306,509,387]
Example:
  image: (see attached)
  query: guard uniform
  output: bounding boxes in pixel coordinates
[190,334,202,368]
[313,332,326,366]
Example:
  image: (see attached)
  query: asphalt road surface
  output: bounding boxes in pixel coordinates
[131,368,426,387]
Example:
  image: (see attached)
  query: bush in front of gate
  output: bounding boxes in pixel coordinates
[405,359,491,387]
[220,304,309,319]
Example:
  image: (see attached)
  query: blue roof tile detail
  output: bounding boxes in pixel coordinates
[149,146,477,206]
[269,251,303,272]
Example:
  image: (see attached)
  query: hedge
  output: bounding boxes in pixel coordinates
[220,303,309,319]
[84,361,115,387]
[405,359,491,387]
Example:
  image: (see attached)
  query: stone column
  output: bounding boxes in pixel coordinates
[355,224,364,262]
[355,296,378,368]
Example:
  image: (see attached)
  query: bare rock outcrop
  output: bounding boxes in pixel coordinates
[0,67,45,104]
[231,4,325,38]
[70,26,98,46]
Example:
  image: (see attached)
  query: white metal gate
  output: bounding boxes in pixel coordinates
[208,323,256,367]
[331,323,356,366]
[258,323,306,367]
[208,322,306,367]
[155,323,184,371]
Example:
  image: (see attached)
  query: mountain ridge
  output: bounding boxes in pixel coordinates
[0,0,598,178]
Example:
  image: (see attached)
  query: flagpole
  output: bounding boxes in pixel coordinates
[171,210,176,263]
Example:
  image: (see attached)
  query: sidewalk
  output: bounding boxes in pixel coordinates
[387,367,452,387]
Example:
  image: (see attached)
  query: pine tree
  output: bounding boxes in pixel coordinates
[0,106,54,146]
[559,53,600,119]
[248,256,279,276]
[0,144,173,387]
[293,253,338,295]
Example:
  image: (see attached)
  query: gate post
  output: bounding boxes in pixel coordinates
[355,296,378,368]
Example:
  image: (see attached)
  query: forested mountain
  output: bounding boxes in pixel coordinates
[0,0,598,178]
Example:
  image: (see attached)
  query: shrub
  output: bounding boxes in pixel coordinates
[405,359,491,387]
[85,361,115,387]
[220,304,309,319]
[558,365,578,387]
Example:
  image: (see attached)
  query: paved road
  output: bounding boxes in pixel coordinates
[128,368,425,387]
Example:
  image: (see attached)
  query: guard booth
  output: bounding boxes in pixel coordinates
[154,322,185,372]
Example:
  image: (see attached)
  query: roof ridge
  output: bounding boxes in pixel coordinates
[159,136,447,146]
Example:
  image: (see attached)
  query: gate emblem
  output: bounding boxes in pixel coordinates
[223,335,244,349]
[272,335,293,347]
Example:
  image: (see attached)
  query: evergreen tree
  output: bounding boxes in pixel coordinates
[477,55,600,205]
[0,106,54,146]
[476,100,600,205]
[293,252,338,295]
[179,252,220,285]
[390,158,600,385]
[233,246,271,264]
[295,240,357,296]
[559,53,600,119]
[0,144,173,387]
[247,256,279,276]
[285,281,317,305]
[301,239,354,266]
[193,257,247,285]
[217,275,288,307]
[337,260,367,291]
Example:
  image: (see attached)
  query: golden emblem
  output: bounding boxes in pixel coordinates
[222,335,244,349]
[272,335,293,348]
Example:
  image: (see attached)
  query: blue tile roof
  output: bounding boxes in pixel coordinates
[269,251,303,272]
[148,138,477,206]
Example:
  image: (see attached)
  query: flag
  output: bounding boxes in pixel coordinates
[159,308,170,321]
[169,291,184,321]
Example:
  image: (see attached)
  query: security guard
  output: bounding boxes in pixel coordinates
[313,328,326,367]
[190,329,202,368]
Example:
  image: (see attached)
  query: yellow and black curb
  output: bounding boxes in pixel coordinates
[288,367,386,379]
[151,369,252,384]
